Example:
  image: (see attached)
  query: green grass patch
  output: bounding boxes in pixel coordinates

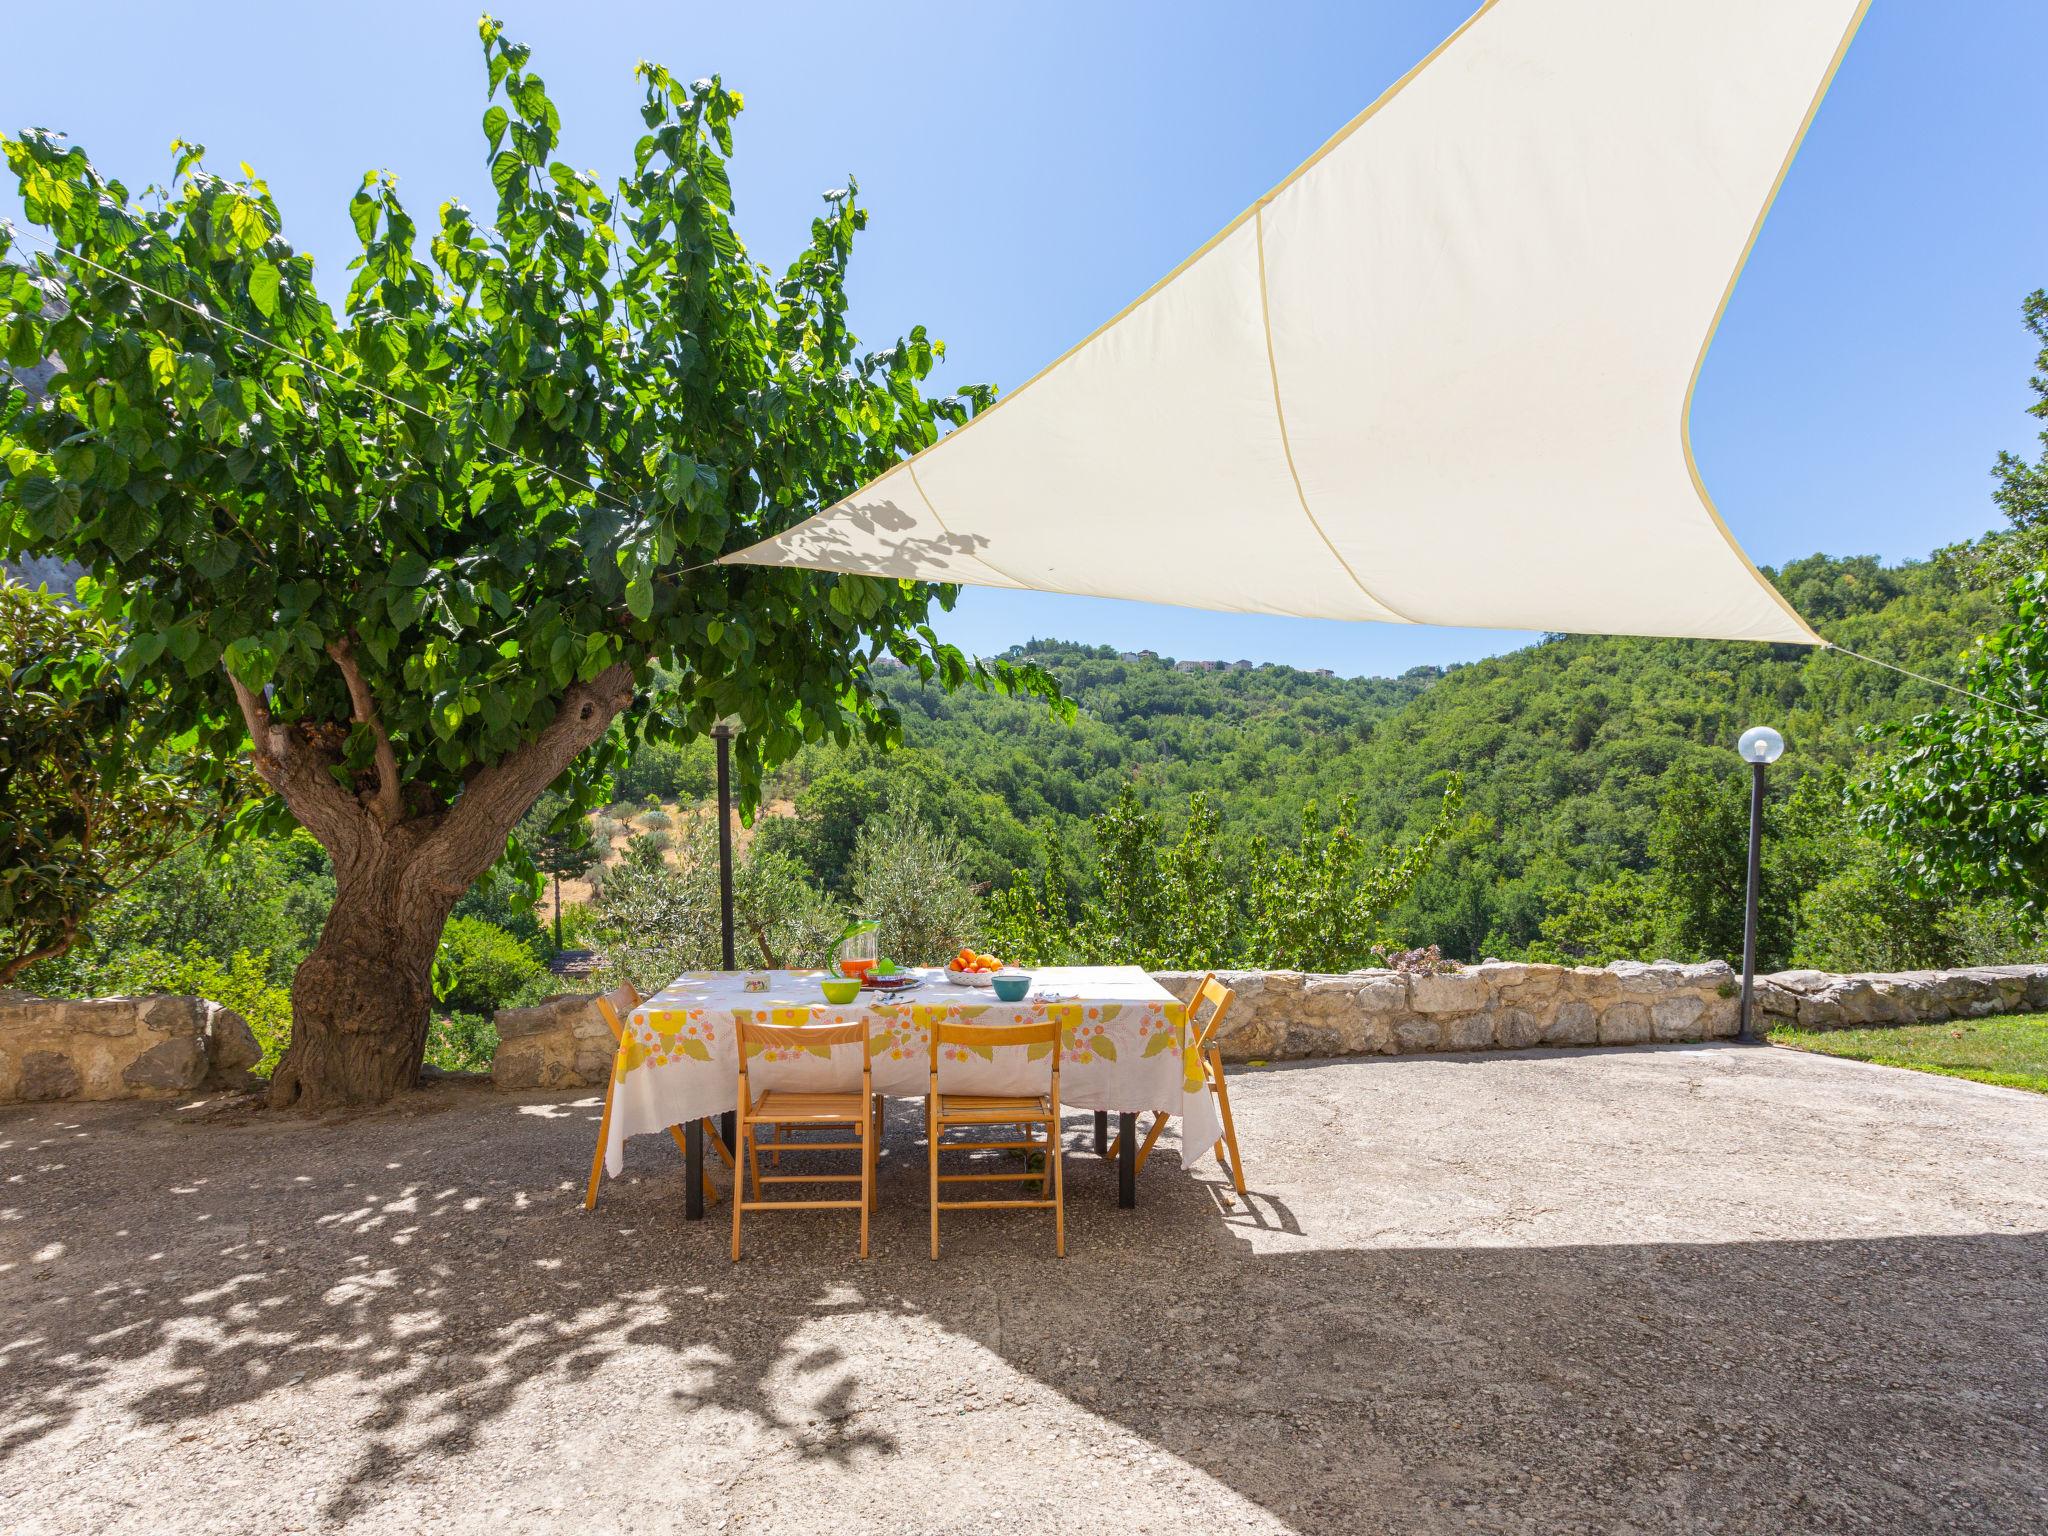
[1767,1013,2048,1095]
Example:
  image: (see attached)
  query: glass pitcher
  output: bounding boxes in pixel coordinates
[832,918,879,980]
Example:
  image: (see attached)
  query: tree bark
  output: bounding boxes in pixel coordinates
[268,829,452,1109]
[242,659,635,1110]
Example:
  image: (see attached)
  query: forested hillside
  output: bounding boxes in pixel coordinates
[746,546,2017,962]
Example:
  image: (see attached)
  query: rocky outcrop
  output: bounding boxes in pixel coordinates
[0,991,262,1102]
[490,994,614,1091]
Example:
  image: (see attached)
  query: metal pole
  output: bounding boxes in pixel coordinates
[1739,758,1764,1039]
[715,728,736,971]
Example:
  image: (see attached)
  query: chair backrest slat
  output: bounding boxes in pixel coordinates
[1189,973,1236,1051]
[593,980,642,1044]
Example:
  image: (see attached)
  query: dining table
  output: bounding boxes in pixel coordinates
[608,965,1223,1217]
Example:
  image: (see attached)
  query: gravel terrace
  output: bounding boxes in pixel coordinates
[3,1041,2045,1535]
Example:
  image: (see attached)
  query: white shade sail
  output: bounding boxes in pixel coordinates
[725,0,1870,646]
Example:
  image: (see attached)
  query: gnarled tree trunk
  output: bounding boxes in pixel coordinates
[231,653,634,1111]
[269,831,456,1108]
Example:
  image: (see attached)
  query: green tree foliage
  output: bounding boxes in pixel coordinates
[1793,842,1969,974]
[0,19,1054,1105]
[515,789,597,947]
[1526,870,1663,965]
[591,817,842,995]
[0,582,236,982]
[432,913,550,1016]
[1989,290,2048,569]
[989,779,1465,971]
[1862,294,2048,912]
[1862,569,2048,909]
[847,803,985,964]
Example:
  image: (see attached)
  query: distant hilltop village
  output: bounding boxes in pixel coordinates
[873,648,1340,679]
[1146,654,1335,678]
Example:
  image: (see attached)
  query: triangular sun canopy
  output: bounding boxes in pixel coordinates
[726,0,1870,646]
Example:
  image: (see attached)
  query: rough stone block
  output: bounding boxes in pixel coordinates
[1652,993,1707,1040]
[1393,1016,1442,1052]
[1409,971,1491,1015]
[121,1035,207,1092]
[201,1004,262,1078]
[1441,1013,1495,1051]
[1598,1001,1653,1045]
[17,1049,81,1101]
[1541,1001,1599,1046]
[1494,1007,1545,1049]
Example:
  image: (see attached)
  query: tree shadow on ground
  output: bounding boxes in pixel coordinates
[1,1087,2043,1533]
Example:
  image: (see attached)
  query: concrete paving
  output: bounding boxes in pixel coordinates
[2,1040,2044,1534]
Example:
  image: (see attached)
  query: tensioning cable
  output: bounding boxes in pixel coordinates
[1822,639,2048,727]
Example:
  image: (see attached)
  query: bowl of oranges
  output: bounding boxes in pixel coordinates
[946,948,1004,987]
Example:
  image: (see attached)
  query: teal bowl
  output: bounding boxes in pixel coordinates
[991,972,1031,1003]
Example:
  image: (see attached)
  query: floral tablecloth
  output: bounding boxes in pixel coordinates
[604,966,1220,1178]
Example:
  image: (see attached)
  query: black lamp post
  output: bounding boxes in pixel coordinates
[1736,725,1785,1039]
[695,716,742,1218]
[711,718,740,972]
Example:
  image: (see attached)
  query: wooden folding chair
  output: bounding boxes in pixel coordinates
[927,1018,1065,1259]
[730,1015,877,1261]
[1105,974,1247,1196]
[584,981,733,1211]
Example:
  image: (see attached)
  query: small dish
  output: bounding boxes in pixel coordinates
[991,970,1032,1003]
[820,977,861,1005]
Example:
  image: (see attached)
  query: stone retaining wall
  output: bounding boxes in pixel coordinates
[491,993,615,1091]
[0,990,262,1102]
[1155,961,2048,1062]
[1155,960,1741,1060]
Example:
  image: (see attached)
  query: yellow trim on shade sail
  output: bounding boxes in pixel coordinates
[1679,0,1873,648]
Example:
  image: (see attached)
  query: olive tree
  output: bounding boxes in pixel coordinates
[0,19,1054,1106]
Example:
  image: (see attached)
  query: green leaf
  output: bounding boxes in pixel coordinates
[222,635,275,689]
[388,550,430,587]
[247,261,280,318]
[483,105,510,154]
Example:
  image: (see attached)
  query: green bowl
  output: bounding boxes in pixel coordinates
[820,977,861,1005]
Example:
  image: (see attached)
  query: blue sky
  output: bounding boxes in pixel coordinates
[5,2,2044,676]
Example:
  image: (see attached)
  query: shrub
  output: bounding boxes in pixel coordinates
[592,819,842,992]
[1793,842,1966,973]
[636,809,673,831]
[1525,870,1665,965]
[450,863,548,949]
[434,916,549,1017]
[849,804,984,965]
[425,1011,501,1074]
